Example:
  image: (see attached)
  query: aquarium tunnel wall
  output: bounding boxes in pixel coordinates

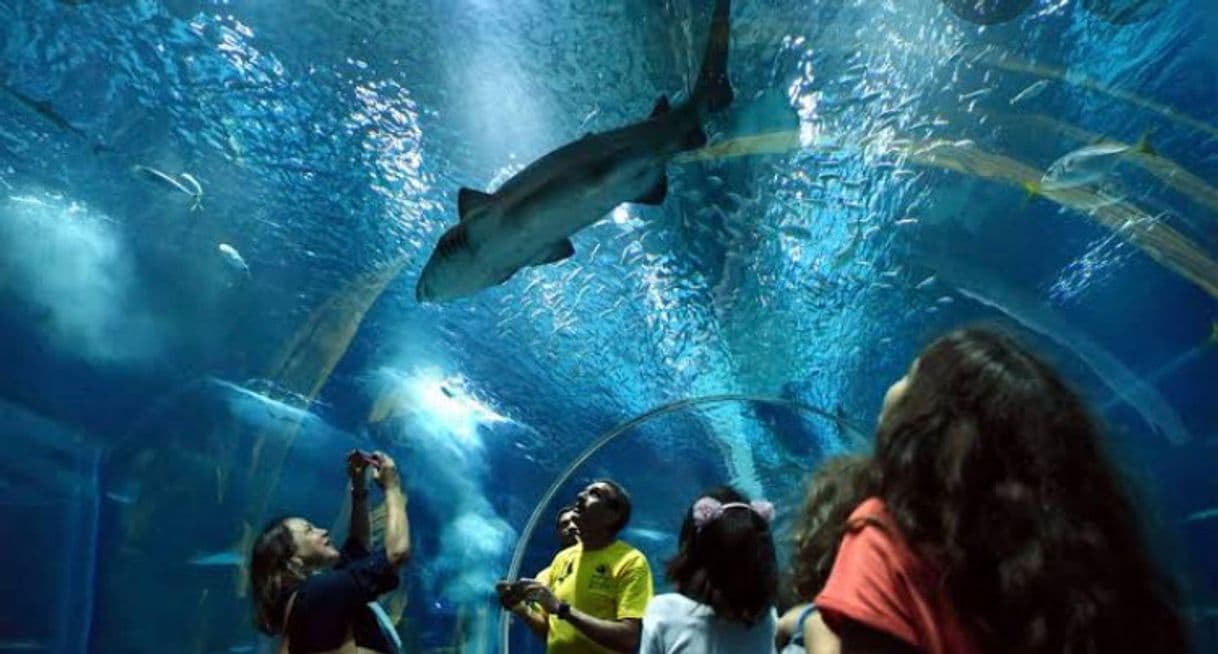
[0,0,1216,652]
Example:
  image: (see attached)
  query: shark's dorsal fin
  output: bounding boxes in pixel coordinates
[650,95,670,118]
[532,239,575,266]
[458,187,494,221]
[634,174,668,205]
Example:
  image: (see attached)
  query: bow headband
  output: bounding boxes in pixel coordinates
[692,496,775,530]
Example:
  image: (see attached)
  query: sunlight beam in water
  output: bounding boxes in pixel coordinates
[368,366,517,650]
[997,112,1218,214]
[677,130,1218,300]
[733,20,1218,140]
[370,368,509,449]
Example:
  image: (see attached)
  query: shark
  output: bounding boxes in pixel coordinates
[416,0,734,303]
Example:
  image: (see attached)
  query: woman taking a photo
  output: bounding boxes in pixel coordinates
[250,450,411,654]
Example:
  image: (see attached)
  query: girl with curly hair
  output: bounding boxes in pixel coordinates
[811,328,1188,654]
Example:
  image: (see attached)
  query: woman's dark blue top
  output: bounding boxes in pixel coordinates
[285,538,401,653]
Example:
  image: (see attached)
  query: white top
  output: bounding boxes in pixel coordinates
[640,592,778,654]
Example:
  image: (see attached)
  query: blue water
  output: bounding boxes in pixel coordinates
[0,0,1216,652]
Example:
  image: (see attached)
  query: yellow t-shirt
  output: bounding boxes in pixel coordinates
[542,540,653,654]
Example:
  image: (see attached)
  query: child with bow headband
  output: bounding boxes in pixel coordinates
[638,486,779,654]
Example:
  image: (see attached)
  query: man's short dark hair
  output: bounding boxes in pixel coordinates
[555,503,577,529]
[593,479,632,534]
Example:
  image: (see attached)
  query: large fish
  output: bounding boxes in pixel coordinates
[416,0,734,303]
[1038,137,1152,192]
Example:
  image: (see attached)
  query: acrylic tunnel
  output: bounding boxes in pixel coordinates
[0,0,1215,652]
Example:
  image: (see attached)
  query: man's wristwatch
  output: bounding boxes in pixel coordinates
[554,601,572,620]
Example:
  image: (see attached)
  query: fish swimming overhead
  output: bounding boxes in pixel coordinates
[1038,137,1152,192]
[416,0,734,303]
[1009,80,1050,106]
[133,165,204,211]
[218,243,250,275]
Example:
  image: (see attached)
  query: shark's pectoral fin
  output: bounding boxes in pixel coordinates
[634,174,668,205]
[436,223,470,256]
[650,95,670,118]
[531,239,575,266]
[458,188,494,221]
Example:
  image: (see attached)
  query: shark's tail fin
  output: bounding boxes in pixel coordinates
[692,0,733,114]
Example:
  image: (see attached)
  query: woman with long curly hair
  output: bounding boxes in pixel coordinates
[249,450,411,654]
[779,454,871,653]
[810,327,1188,654]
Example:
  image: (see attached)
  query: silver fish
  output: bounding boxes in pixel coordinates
[1040,140,1147,192]
[218,243,250,275]
[134,165,203,211]
[1009,79,1050,106]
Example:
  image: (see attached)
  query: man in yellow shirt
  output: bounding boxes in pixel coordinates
[503,480,653,653]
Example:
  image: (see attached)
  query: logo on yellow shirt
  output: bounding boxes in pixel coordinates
[587,564,614,593]
[554,560,574,586]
